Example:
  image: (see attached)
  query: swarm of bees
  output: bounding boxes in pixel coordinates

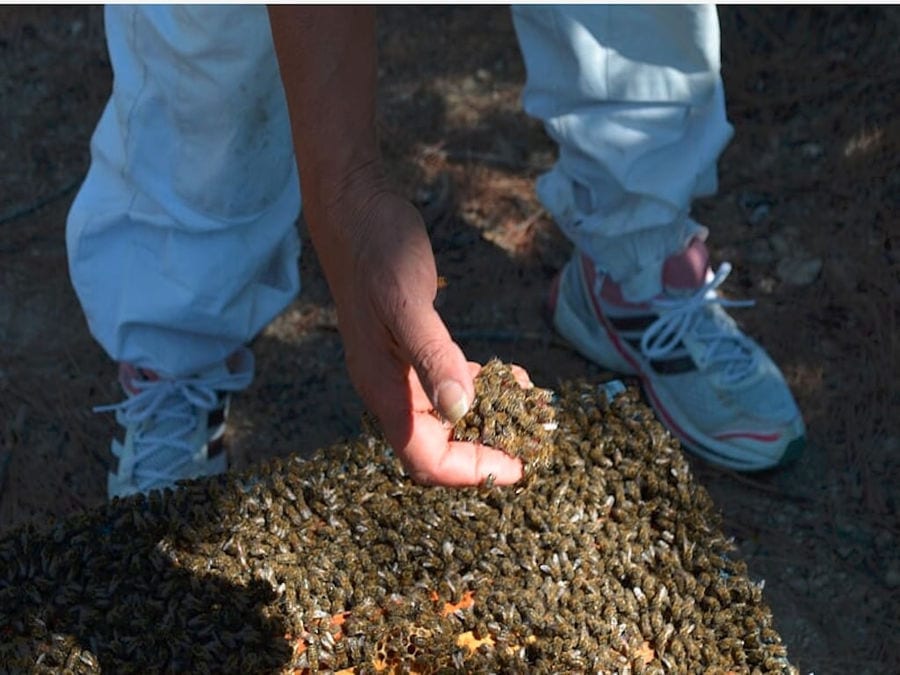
[0,363,798,673]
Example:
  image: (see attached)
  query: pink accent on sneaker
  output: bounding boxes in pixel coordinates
[662,237,709,292]
[715,430,782,442]
[118,363,160,396]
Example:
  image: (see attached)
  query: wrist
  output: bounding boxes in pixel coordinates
[306,154,386,211]
[303,157,391,245]
[303,160,400,294]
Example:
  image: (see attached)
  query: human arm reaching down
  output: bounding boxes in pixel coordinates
[267,6,524,486]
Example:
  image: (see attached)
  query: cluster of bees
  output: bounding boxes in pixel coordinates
[0,362,797,673]
[452,359,558,482]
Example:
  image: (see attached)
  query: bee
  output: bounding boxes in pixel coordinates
[620,591,640,619]
[632,586,647,606]
[477,396,495,418]
[699,642,721,666]
[460,427,481,443]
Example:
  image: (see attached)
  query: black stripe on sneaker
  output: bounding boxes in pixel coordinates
[621,337,695,374]
[207,436,226,459]
[649,356,697,375]
[608,314,658,332]
[207,406,226,430]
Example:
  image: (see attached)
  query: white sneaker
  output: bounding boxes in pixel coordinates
[96,348,254,499]
[547,239,806,471]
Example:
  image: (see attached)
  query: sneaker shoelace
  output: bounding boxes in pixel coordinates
[638,263,759,385]
[95,369,248,490]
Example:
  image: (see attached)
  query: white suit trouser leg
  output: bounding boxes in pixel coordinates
[66,5,301,378]
[511,5,734,302]
[68,5,733,378]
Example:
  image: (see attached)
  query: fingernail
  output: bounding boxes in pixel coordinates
[435,380,469,424]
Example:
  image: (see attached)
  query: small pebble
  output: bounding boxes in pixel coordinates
[800,142,824,159]
[885,562,900,589]
[776,256,823,286]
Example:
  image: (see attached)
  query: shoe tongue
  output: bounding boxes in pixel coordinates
[662,237,709,296]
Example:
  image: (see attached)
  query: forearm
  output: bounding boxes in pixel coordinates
[267,6,385,241]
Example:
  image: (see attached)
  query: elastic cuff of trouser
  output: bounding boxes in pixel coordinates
[615,257,677,303]
[574,219,708,303]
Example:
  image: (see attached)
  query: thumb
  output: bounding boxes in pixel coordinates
[393,302,473,424]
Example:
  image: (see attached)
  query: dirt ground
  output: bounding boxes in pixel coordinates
[0,6,897,674]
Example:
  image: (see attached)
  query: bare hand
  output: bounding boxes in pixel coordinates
[312,185,525,487]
